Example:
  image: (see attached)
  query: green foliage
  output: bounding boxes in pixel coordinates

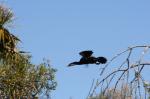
[0,53,57,98]
[0,4,57,99]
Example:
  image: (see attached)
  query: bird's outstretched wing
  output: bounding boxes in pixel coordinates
[79,50,93,58]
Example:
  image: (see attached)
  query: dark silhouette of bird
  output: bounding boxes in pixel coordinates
[68,50,107,67]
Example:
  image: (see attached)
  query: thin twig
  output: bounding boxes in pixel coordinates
[87,79,95,99]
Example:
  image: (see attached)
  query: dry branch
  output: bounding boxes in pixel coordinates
[88,45,150,99]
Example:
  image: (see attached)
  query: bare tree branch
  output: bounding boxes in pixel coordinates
[88,45,150,98]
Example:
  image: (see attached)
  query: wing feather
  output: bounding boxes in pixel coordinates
[79,50,93,58]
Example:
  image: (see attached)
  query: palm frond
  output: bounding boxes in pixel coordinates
[0,5,13,26]
[0,5,16,53]
[0,28,14,51]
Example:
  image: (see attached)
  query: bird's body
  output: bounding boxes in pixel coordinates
[68,50,107,66]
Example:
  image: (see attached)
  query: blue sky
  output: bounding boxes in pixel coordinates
[2,0,150,99]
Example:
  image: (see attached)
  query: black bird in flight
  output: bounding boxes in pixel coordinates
[68,50,107,67]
